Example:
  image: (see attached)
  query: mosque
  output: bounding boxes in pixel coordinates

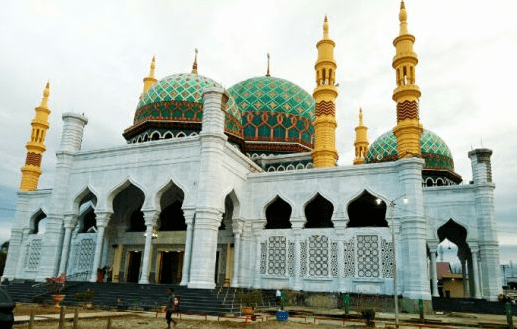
[3,1,501,307]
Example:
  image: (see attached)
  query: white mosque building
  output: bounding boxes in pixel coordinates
[3,2,501,308]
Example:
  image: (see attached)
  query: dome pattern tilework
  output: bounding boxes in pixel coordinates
[364,129,455,171]
[229,76,315,148]
[134,73,242,137]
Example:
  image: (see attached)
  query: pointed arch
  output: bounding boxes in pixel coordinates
[105,177,148,213]
[264,195,292,229]
[346,190,388,228]
[72,185,98,215]
[437,219,468,247]
[155,180,186,231]
[304,193,334,228]
[221,188,241,221]
[29,208,47,234]
[151,131,161,140]
[77,202,97,233]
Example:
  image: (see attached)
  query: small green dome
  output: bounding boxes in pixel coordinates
[364,129,455,171]
[228,76,315,153]
[130,73,242,139]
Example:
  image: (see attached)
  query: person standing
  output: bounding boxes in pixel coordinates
[166,288,178,328]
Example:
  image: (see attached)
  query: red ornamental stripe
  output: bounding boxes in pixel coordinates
[315,101,335,116]
[397,100,419,121]
[25,152,42,166]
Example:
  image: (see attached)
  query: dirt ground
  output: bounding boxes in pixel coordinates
[13,303,101,316]
[12,314,374,329]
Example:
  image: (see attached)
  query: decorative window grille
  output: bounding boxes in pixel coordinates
[330,242,338,277]
[300,241,307,276]
[357,235,380,278]
[24,239,42,271]
[381,238,394,278]
[308,235,329,277]
[343,238,355,277]
[287,241,295,277]
[267,236,287,275]
[259,242,267,274]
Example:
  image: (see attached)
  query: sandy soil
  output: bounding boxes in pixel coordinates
[13,303,101,317]
[13,314,368,329]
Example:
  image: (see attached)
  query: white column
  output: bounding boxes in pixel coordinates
[90,212,111,282]
[139,210,158,284]
[58,215,77,274]
[231,227,242,287]
[291,226,303,290]
[430,250,439,297]
[14,228,31,278]
[180,209,195,286]
[471,248,481,298]
[461,258,469,298]
[253,233,262,288]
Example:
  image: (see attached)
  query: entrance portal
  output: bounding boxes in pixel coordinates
[127,251,142,283]
[159,251,184,284]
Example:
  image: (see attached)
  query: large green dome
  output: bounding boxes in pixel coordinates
[365,129,455,172]
[228,76,315,154]
[124,73,243,143]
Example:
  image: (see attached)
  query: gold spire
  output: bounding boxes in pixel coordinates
[312,15,338,168]
[353,108,369,165]
[20,82,51,191]
[192,48,198,74]
[142,56,157,94]
[392,0,423,158]
[323,15,329,39]
[266,53,270,77]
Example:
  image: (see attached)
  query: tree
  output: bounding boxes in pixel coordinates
[0,240,9,276]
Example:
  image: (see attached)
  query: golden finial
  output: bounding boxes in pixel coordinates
[40,81,50,108]
[323,15,329,39]
[399,0,408,35]
[192,48,198,74]
[266,53,270,77]
[149,55,156,78]
[359,108,364,126]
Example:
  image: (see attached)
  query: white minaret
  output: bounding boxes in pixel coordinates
[188,86,229,289]
[468,148,501,301]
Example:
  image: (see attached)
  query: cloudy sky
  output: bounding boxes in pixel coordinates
[0,0,516,263]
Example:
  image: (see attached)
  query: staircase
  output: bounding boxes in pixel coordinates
[4,282,262,316]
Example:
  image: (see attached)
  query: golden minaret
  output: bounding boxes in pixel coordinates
[142,56,157,94]
[20,82,51,191]
[353,108,369,165]
[312,16,338,168]
[392,0,423,158]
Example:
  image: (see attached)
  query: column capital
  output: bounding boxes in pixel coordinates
[142,209,159,226]
[427,240,439,253]
[63,213,78,229]
[182,207,196,225]
[467,241,480,252]
[291,217,306,230]
[232,219,244,235]
[252,220,266,233]
[94,210,112,227]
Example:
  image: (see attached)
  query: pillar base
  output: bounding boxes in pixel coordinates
[188,280,216,289]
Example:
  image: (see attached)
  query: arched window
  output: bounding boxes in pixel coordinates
[151,132,160,140]
[347,190,388,227]
[265,197,292,229]
[159,201,186,231]
[426,178,434,187]
[30,210,47,234]
[305,194,334,228]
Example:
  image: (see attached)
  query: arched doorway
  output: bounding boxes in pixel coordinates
[436,219,473,298]
[154,181,186,284]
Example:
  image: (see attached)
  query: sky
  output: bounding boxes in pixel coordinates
[0,0,516,263]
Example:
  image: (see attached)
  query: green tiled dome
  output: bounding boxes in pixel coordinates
[228,76,315,152]
[364,129,455,171]
[132,73,242,138]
